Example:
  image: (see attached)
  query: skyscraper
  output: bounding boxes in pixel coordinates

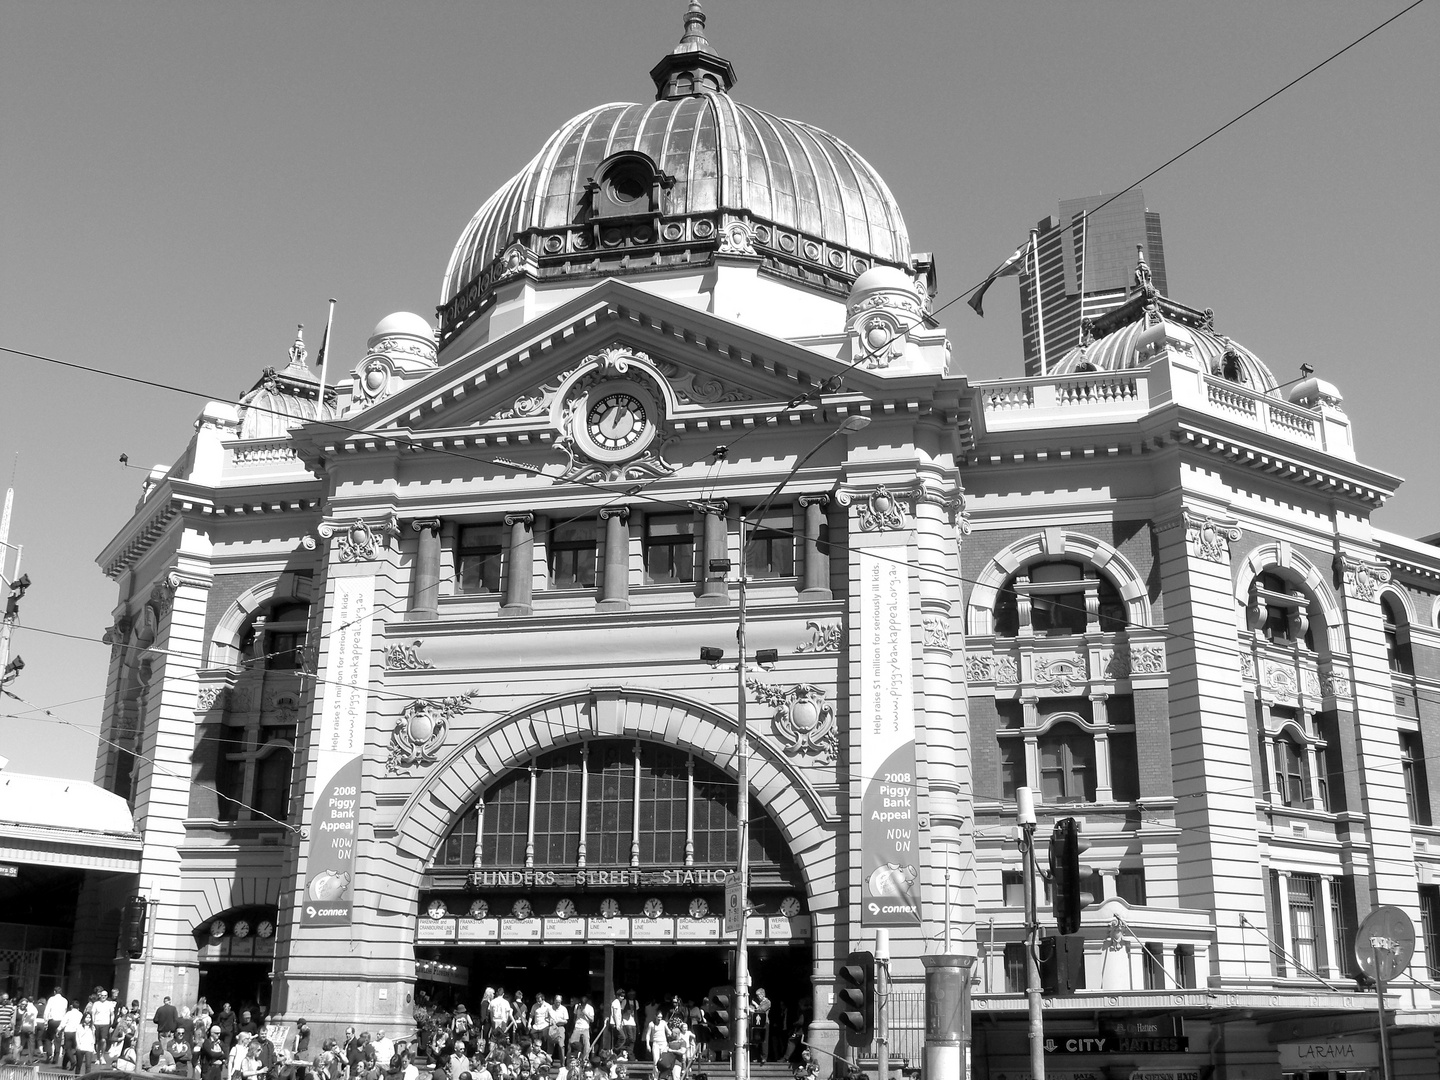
[1019,188,1167,375]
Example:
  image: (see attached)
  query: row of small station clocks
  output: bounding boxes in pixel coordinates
[426,896,805,921]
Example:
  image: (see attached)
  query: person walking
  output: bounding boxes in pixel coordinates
[43,987,67,1064]
[74,1013,98,1075]
[568,997,592,1065]
[90,992,114,1064]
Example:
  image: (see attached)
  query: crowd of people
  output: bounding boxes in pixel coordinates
[0,985,810,1080]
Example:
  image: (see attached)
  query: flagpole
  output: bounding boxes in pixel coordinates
[1077,211,1087,345]
[317,298,337,415]
[1030,229,1047,376]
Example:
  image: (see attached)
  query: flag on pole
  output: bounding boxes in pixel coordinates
[966,243,1028,316]
[314,321,330,372]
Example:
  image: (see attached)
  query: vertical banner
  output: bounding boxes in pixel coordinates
[301,574,373,925]
[858,548,922,926]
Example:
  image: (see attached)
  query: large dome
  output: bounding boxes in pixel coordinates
[439,4,909,342]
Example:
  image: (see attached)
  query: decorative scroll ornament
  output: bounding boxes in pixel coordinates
[385,640,436,671]
[1180,509,1241,563]
[552,348,679,484]
[103,615,134,663]
[385,690,481,774]
[1332,552,1392,603]
[836,484,922,532]
[964,654,993,682]
[1036,653,1087,693]
[795,620,844,654]
[993,655,1019,685]
[1239,654,1257,681]
[317,513,400,562]
[196,686,228,712]
[748,680,838,764]
[922,614,951,651]
[1319,668,1352,699]
[654,360,752,405]
[1108,644,1167,677]
[1263,661,1298,700]
[717,218,759,257]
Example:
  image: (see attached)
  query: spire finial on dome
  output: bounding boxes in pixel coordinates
[287,324,308,368]
[651,0,735,100]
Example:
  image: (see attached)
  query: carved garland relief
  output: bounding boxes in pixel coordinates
[386,690,481,774]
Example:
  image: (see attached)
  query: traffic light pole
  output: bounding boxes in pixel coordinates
[734,564,750,1080]
[136,895,157,1061]
[875,930,889,1080]
[1016,788,1045,1080]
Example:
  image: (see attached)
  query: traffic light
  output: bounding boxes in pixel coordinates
[121,895,148,959]
[832,950,874,1047]
[1049,817,1093,935]
[4,573,30,619]
[704,987,732,1043]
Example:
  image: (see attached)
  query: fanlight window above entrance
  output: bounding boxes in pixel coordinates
[433,740,797,880]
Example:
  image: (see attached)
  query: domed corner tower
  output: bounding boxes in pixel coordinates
[437,1,919,358]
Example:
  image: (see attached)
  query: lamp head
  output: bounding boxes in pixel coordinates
[839,415,871,433]
[699,647,725,664]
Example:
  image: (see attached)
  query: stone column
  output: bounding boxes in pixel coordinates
[599,507,630,612]
[502,513,534,617]
[693,501,729,608]
[407,519,442,621]
[799,494,831,600]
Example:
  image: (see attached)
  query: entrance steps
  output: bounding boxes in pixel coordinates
[692,1064,797,1080]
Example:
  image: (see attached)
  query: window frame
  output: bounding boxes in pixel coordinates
[455,524,505,595]
[643,512,698,585]
[547,520,598,591]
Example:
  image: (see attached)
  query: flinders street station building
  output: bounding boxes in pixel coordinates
[49,6,1440,1078]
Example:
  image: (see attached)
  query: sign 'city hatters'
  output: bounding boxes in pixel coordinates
[858,547,922,926]
[301,573,373,925]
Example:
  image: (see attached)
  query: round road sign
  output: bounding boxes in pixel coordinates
[1355,905,1416,981]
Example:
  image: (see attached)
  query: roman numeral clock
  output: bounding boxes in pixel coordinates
[553,348,679,483]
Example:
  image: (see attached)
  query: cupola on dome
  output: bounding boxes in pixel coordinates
[439,2,910,344]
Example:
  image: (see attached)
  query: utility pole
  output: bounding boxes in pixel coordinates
[0,485,26,686]
[1016,787,1045,1080]
[734,556,751,1080]
[875,929,890,1080]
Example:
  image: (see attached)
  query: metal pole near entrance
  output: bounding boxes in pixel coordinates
[734,559,751,1080]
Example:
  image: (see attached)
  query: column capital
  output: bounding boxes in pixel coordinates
[504,511,535,528]
[410,517,442,534]
[598,505,631,521]
[797,493,830,508]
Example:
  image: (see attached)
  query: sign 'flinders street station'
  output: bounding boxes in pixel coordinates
[82,3,1440,1079]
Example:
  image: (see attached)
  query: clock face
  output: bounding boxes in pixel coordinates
[427,900,448,920]
[573,380,661,464]
[555,898,577,919]
[256,920,275,939]
[642,898,664,919]
[232,919,251,939]
[209,920,226,939]
[688,898,709,919]
[779,896,801,918]
[512,898,533,919]
[468,900,489,918]
[599,898,621,919]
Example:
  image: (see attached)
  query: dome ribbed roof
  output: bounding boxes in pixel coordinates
[1050,291,1280,396]
[237,328,332,439]
[441,93,909,308]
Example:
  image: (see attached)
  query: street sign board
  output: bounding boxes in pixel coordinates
[1355,905,1416,981]
[0,864,18,878]
[724,872,742,934]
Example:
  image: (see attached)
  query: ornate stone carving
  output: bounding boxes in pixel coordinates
[1179,509,1241,563]
[748,680,837,765]
[1301,668,1322,698]
[385,690,480,774]
[1319,670,1351,699]
[196,686,228,712]
[1240,654,1256,681]
[836,485,921,532]
[654,360,752,405]
[1036,653,1087,693]
[964,654,993,682]
[1262,661,1298,700]
[795,620,844,654]
[385,640,436,670]
[103,616,134,663]
[1131,645,1165,674]
[264,690,301,719]
[149,578,177,616]
[1333,552,1391,603]
[229,688,254,713]
[993,655,1019,685]
[922,614,950,651]
[717,218,759,257]
[1103,645,1131,680]
[317,513,400,562]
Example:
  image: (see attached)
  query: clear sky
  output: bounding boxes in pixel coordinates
[2,1,1436,779]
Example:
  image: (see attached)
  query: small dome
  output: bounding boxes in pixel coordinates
[1051,295,1279,396]
[371,311,434,342]
[237,327,330,439]
[850,265,917,297]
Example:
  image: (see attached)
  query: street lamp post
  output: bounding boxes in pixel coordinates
[1015,787,1045,1080]
[705,414,871,1080]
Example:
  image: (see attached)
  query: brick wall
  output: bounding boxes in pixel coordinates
[970,693,1001,800]
[1132,688,1173,798]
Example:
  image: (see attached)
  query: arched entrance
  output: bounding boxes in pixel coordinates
[392,689,835,1063]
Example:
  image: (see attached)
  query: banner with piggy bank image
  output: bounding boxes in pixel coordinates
[301,574,373,925]
[857,548,922,927]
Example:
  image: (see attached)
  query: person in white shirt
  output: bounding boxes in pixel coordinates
[569,997,593,1064]
[607,991,623,1055]
[372,1032,394,1070]
[488,991,513,1047]
[547,996,568,1063]
[529,997,552,1057]
[91,994,115,1063]
[645,1016,668,1079]
[42,989,66,1064]
[61,1003,83,1071]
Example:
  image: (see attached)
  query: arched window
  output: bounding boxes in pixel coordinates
[434,740,794,874]
[1038,723,1096,803]
[239,601,310,670]
[993,561,1126,638]
[1382,595,1414,675]
[1274,733,1311,809]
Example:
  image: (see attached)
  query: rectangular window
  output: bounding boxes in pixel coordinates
[1275,738,1309,809]
[1288,873,1321,974]
[1109,729,1140,802]
[456,525,504,595]
[1002,871,1024,908]
[214,731,247,823]
[1267,870,1287,977]
[253,728,295,823]
[1402,732,1431,825]
[638,748,689,865]
[585,745,636,865]
[548,521,598,590]
[532,756,582,866]
[480,769,529,867]
[999,739,1025,800]
[1142,943,1166,990]
[644,513,696,584]
[1115,867,1147,906]
[744,509,795,579]
[1173,945,1196,989]
[1331,876,1357,978]
[1421,885,1440,978]
[1004,942,1027,993]
[691,779,738,865]
[1040,727,1095,803]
